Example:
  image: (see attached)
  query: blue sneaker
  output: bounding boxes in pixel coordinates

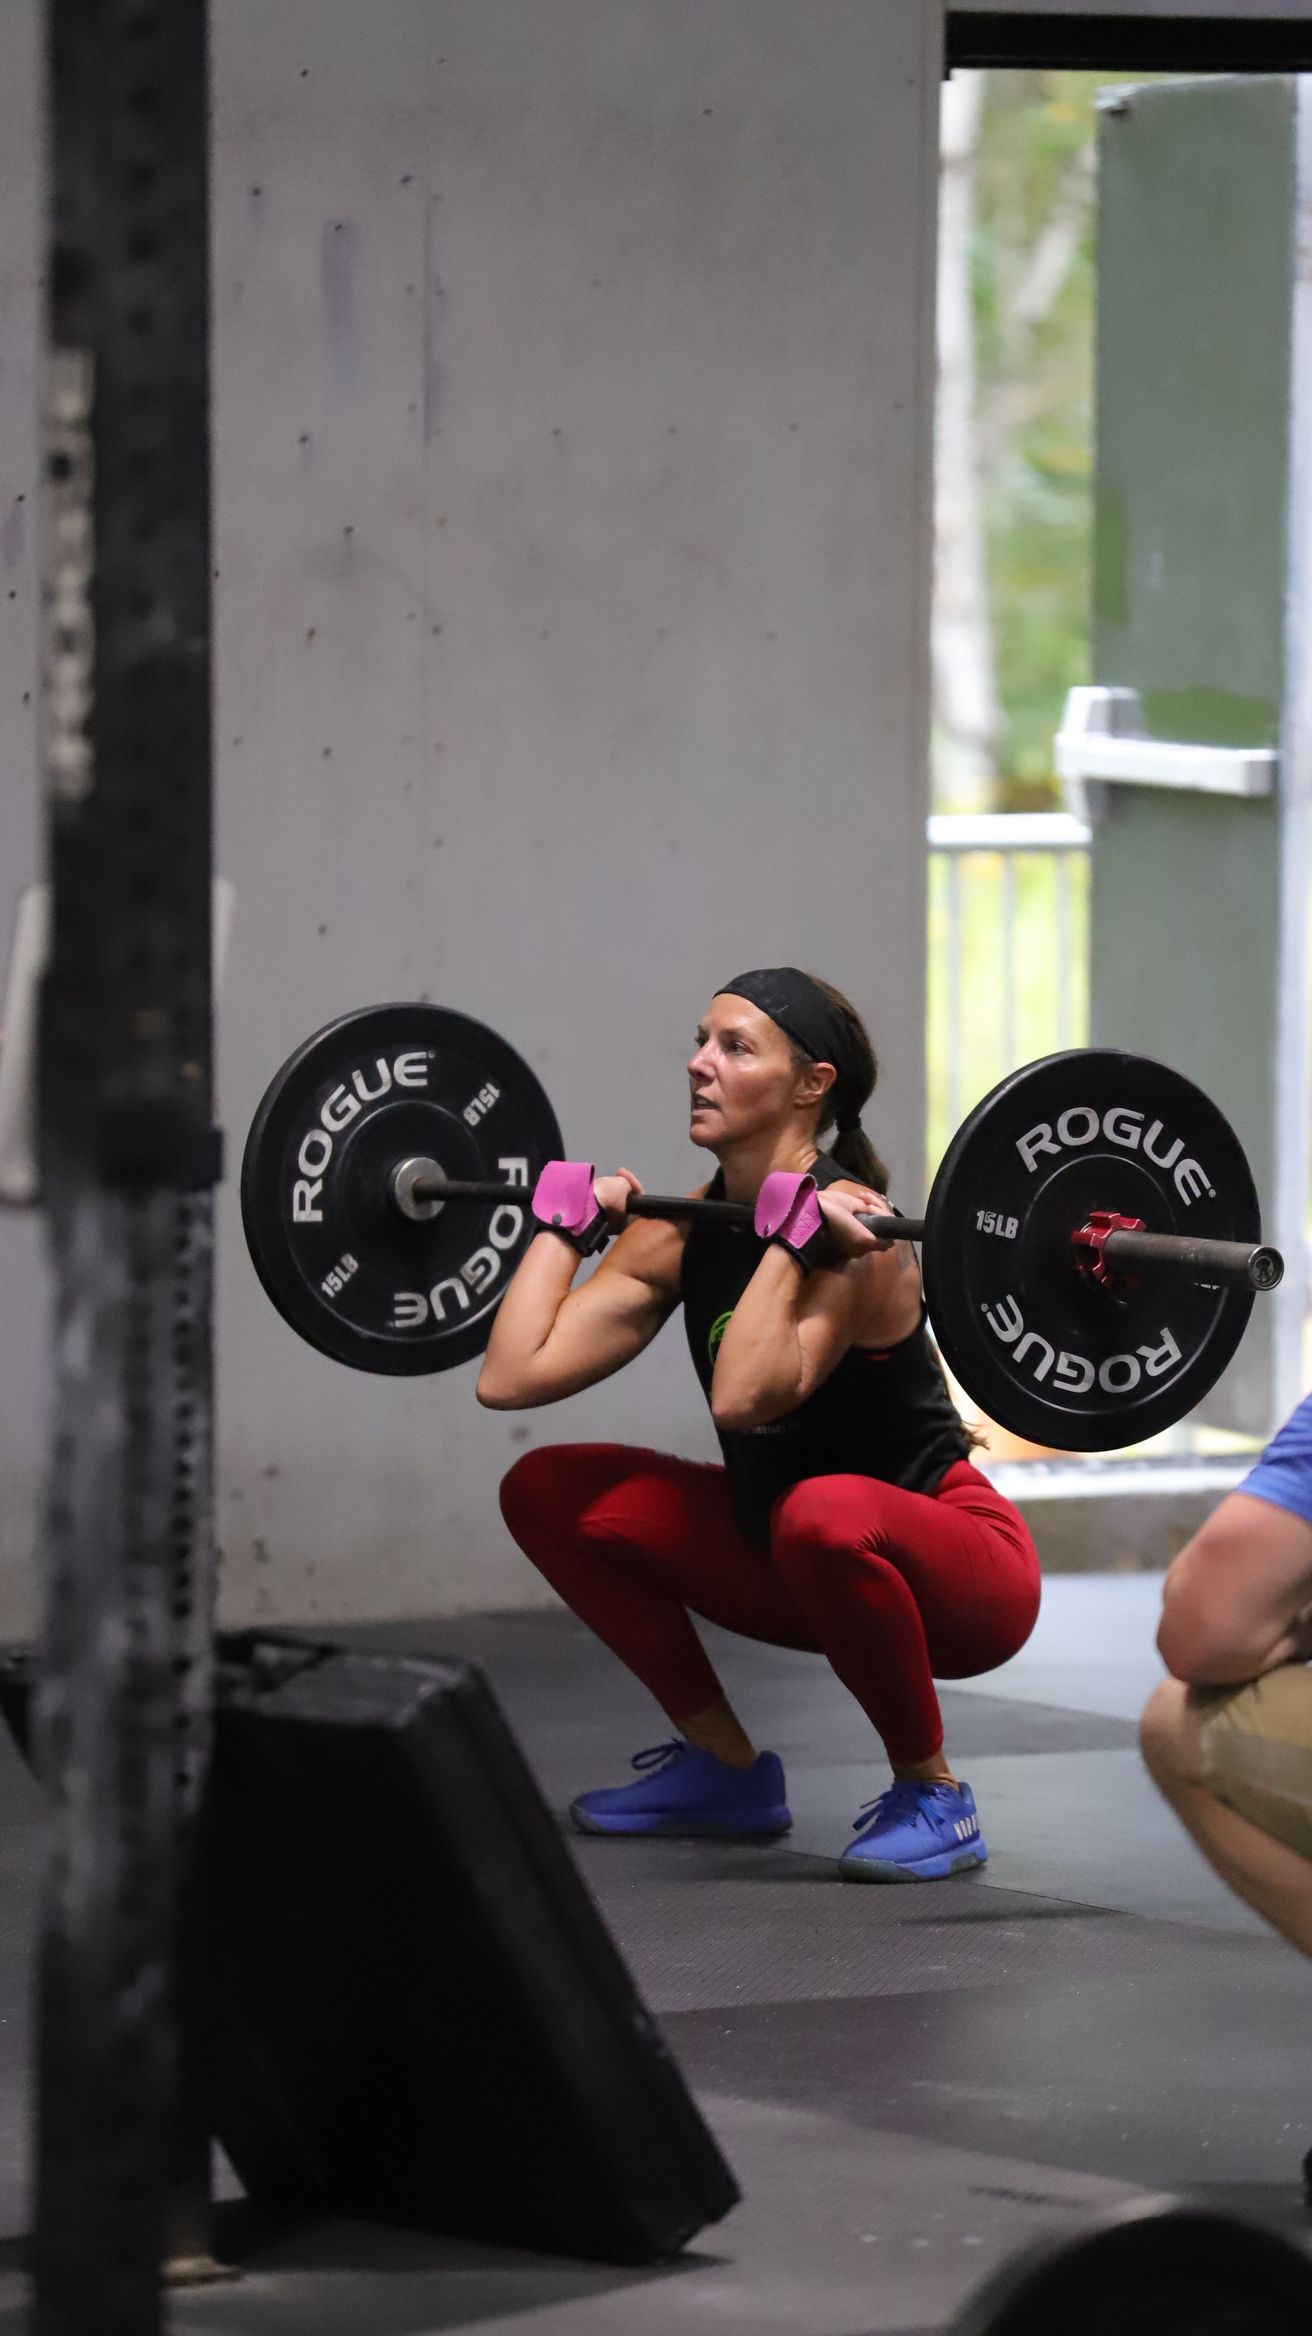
[839,1778,986,1882]
[570,1740,791,1839]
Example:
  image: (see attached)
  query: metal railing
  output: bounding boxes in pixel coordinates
[926,811,1091,1178]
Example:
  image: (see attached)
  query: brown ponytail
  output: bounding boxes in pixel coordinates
[788,977,987,1451]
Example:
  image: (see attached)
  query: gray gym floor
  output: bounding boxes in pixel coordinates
[0,1574,1309,2332]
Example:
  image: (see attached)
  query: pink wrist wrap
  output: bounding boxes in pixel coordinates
[754,1171,825,1250]
[532,1160,600,1236]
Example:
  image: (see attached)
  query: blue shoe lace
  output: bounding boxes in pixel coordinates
[630,1740,686,1774]
[852,1779,933,1835]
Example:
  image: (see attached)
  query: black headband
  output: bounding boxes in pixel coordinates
[716,967,868,1133]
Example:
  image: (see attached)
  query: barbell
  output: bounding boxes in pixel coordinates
[950,2200,1312,2336]
[239,1002,1284,1452]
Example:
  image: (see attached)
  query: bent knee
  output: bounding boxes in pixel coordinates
[1139,1675,1202,1786]
[498,1441,644,1552]
[499,1443,585,1542]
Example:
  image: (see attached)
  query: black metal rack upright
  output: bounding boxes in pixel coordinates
[35,4,220,2328]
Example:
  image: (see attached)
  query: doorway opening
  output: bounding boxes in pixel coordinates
[928,57,1312,1474]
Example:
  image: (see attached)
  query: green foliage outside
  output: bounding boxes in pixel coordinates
[973,72,1168,798]
[925,76,1105,1179]
[975,72,1096,797]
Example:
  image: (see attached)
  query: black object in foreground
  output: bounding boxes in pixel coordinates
[951,2199,1312,2336]
[206,1637,738,2263]
[0,1636,738,2266]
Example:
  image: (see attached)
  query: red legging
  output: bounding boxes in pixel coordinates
[499,1446,1041,1768]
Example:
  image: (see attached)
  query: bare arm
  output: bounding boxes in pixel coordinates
[476,1177,688,1409]
[1157,1492,1312,1684]
[710,1185,919,1431]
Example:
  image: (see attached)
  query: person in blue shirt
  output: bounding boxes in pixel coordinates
[1141,1390,1312,1954]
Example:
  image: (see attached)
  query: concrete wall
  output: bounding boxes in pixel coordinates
[211,0,944,1626]
[0,0,946,1634]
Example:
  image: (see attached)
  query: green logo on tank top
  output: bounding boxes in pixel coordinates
[708,1309,734,1363]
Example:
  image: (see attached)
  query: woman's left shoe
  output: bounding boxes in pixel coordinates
[839,1778,987,1883]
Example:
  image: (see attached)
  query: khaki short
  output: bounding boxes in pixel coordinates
[1195,1664,1312,1860]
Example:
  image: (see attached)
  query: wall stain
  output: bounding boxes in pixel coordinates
[321,216,361,389]
[2,500,25,571]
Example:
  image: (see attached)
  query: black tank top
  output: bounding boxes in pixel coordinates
[681,1155,972,1544]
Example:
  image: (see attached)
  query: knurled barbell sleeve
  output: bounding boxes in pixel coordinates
[1096,1230,1283,1293]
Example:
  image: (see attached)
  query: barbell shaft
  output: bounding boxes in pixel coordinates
[407,1169,919,1236]
[626,1194,927,1239]
[403,1168,1281,1292]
